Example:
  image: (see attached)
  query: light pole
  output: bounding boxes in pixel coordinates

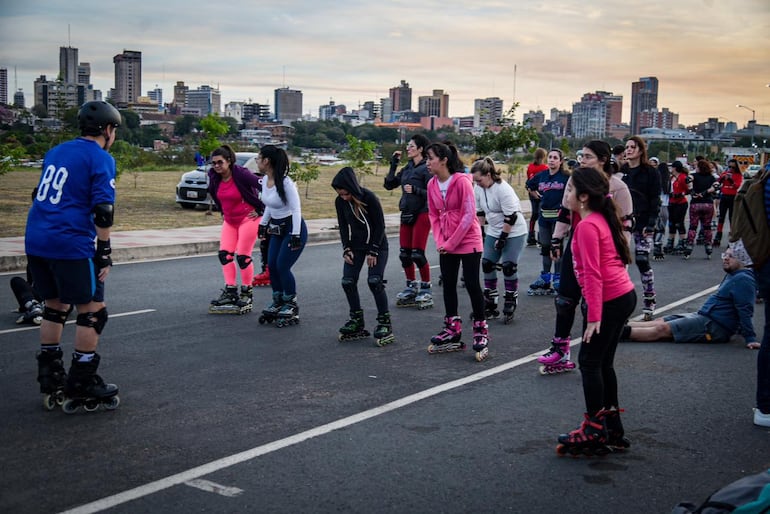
[736,104,756,146]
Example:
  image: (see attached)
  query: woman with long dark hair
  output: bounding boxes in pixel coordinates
[426,141,488,361]
[256,145,308,327]
[384,134,433,308]
[556,166,637,457]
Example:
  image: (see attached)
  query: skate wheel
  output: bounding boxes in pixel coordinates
[84,400,100,412]
[475,347,489,362]
[427,344,436,354]
[61,399,79,414]
[375,335,395,347]
[538,365,549,376]
[104,395,120,410]
[258,316,267,324]
[42,394,57,411]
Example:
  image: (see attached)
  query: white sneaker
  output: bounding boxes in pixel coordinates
[754,408,770,427]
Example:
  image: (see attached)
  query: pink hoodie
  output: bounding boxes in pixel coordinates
[427,173,483,254]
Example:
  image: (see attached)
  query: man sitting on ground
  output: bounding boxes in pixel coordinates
[621,240,758,347]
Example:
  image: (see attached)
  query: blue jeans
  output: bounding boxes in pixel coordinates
[267,219,308,296]
[756,260,770,413]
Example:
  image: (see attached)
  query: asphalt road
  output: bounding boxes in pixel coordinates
[0,237,767,514]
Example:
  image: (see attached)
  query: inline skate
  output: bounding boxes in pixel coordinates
[483,288,500,319]
[236,285,253,314]
[258,291,283,324]
[472,319,489,362]
[642,297,656,321]
[556,413,611,457]
[395,280,418,307]
[663,238,675,255]
[682,243,693,260]
[251,266,271,287]
[527,272,554,296]
[61,354,120,414]
[17,299,43,325]
[537,337,576,375]
[502,290,518,324]
[653,236,665,261]
[373,312,395,347]
[275,294,299,327]
[705,244,713,260]
[338,310,370,342]
[597,408,631,451]
[428,316,465,354]
[37,348,67,410]
[413,282,434,310]
[209,285,241,314]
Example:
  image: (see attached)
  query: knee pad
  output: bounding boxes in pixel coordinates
[218,250,234,266]
[635,250,651,273]
[481,258,498,274]
[554,295,577,318]
[411,248,427,269]
[367,275,385,295]
[43,306,71,325]
[399,248,413,269]
[540,243,551,258]
[341,276,357,294]
[75,307,108,335]
[501,261,517,278]
[236,254,253,269]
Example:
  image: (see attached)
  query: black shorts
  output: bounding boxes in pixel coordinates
[27,255,105,305]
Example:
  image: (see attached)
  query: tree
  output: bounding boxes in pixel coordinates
[0,144,25,175]
[198,114,229,156]
[339,134,376,183]
[292,154,322,198]
[110,140,139,183]
[174,115,199,137]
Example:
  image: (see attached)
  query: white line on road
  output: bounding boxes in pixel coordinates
[183,479,243,498]
[0,309,156,336]
[59,287,717,514]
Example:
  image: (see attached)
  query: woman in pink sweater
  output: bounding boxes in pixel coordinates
[425,141,488,361]
[556,166,637,457]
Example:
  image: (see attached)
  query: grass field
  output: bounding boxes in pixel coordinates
[0,165,530,238]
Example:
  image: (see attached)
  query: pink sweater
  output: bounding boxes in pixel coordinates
[572,212,634,322]
[427,173,483,254]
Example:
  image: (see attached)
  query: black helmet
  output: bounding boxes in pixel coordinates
[78,101,121,135]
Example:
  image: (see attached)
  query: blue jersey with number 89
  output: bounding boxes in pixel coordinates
[25,137,116,259]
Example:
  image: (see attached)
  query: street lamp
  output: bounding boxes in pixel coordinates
[736,104,756,146]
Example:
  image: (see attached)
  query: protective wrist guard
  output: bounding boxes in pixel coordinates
[550,237,563,259]
[343,247,353,260]
[290,235,301,251]
[258,224,267,239]
[494,232,508,251]
[367,244,379,257]
[95,239,112,269]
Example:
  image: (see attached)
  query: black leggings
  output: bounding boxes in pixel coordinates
[554,235,581,339]
[578,290,637,415]
[717,195,735,227]
[439,252,485,321]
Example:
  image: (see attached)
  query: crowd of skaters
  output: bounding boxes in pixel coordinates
[14,102,768,449]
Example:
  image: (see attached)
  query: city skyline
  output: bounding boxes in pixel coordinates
[1,0,768,127]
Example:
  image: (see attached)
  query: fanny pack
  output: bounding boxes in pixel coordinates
[400,212,416,225]
[268,216,291,236]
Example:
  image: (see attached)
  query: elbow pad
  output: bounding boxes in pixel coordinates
[503,213,518,226]
[93,203,114,228]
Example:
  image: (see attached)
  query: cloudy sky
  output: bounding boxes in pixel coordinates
[1,0,769,127]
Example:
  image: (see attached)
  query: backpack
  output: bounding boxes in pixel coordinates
[671,469,770,513]
[729,167,770,270]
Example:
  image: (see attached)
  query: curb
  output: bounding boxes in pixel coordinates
[0,226,400,273]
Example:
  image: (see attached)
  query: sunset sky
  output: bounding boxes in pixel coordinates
[1,0,768,128]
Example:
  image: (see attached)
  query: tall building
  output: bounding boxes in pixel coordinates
[77,63,91,85]
[13,89,25,107]
[172,81,188,111]
[34,74,86,118]
[637,107,678,131]
[630,76,658,135]
[147,86,163,111]
[473,97,503,130]
[418,89,449,117]
[274,87,302,123]
[0,67,7,105]
[389,80,411,112]
[186,85,221,116]
[59,46,78,83]
[571,91,623,139]
[523,109,545,131]
[380,97,393,122]
[113,50,142,106]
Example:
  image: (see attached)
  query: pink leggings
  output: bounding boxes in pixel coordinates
[219,216,261,286]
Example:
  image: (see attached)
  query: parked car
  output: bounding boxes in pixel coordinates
[743,164,762,179]
[175,152,260,209]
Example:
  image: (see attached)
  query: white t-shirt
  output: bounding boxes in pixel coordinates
[474,180,528,238]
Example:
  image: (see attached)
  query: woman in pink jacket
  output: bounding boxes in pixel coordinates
[425,141,488,362]
[556,166,637,457]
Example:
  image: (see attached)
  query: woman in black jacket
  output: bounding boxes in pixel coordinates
[333,167,394,346]
[383,134,433,308]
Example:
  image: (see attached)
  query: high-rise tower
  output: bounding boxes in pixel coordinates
[389,80,412,112]
[630,77,658,135]
[113,50,142,106]
[59,46,78,83]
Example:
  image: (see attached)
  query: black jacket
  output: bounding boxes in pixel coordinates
[332,167,388,253]
[383,158,430,215]
[622,163,661,231]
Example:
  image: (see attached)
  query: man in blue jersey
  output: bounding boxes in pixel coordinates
[26,100,122,413]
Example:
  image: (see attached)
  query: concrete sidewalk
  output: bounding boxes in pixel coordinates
[1,201,533,273]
